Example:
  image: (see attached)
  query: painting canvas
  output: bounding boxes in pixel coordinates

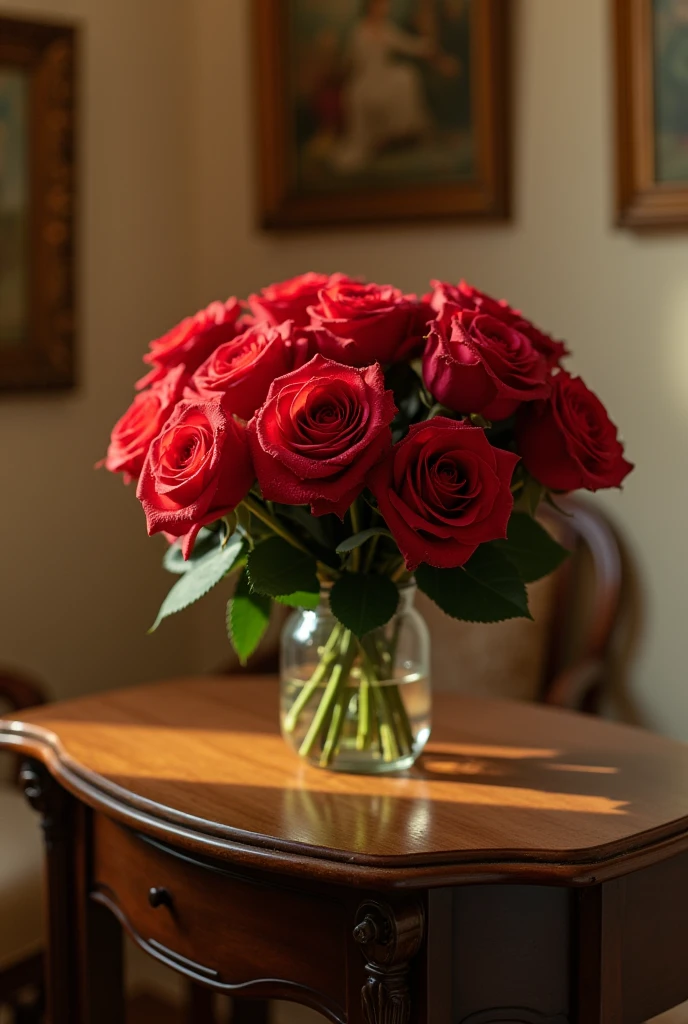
[291,0,474,191]
[256,0,510,227]
[615,0,688,227]
[0,68,29,349]
[654,0,688,182]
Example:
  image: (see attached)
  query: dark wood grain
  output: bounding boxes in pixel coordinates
[91,814,347,1021]
[19,761,125,1024]
[5,677,688,888]
[0,670,46,712]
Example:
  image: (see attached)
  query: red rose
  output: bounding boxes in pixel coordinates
[309,280,432,367]
[427,280,568,368]
[137,399,254,557]
[368,418,519,571]
[423,311,551,421]
[137,298,244,389]
[516,372,633,492]
[248,353,396,517]
[248,272,351,328]
[185,320,309,420]
[101,366,187,483]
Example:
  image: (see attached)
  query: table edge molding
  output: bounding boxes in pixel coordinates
[6,722,688,888]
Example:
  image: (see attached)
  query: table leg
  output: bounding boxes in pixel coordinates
[186,984,217,1023]
[20,760,125,1024]
[231,999,270,1024]
[347,898,426,1024]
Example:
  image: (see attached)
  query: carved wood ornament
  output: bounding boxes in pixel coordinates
[353,900,424,1024]
[19,758,69,848]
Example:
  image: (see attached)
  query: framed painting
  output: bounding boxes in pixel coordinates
[254,0,510,229]
[615,0,688,228]
[0,15,76,390]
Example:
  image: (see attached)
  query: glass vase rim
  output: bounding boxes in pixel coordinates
[317,577,416,597]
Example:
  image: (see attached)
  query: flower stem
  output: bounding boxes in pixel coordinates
[363,533,380,573]
[241,496,311,555]
[298,630,354,758]
[372,682,400,762]
[386,684,415,753]
[320,686,352,767]
[283,623,342,733]
[349,500,362,572]
[356,676,371,750]
[391,561,409,583]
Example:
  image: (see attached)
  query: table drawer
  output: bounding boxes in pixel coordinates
[91,813,347,1011]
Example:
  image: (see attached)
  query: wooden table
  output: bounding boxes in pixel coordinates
[4,677,688,1024]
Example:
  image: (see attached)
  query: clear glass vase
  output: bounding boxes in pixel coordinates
[280,584,431,774]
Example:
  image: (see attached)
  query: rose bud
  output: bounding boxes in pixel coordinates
[368,418,519,571]
[248,272,353,328]
[427,280,568,368]
[309,279,432,367]
[248,353,396,518]
[516,372,633,492]
[137,399,254,558]
[423,311,551,421]
[185,320,310,421]
[137,297,244,389]
[100,366,188,483]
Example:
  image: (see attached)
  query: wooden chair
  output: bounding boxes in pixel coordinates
[0,671,46,1024]
[415,495,642,720]
[537,496,643,718]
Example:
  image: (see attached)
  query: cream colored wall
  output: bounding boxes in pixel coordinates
[0,0,196,699]
[186,0,688,738]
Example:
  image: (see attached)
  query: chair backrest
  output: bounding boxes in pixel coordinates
[0,670,47,784]
[538,497,643,719]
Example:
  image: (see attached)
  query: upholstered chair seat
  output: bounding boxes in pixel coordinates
[0,786,43,973]
[417,573,558,702]
[0,671,46,1020]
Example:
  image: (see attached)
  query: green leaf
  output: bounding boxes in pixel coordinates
[276,504,336,548]
[494,512,569,583]
[162,526,222,575]
[416,546,532,624]
[336,528,393,554]
[275,591,320,610]
[516,474,545,518]
[150,532,244,631]
[228,570,272,664]
[275,504,344,567]
[246,536,319,599]
[329,574,400,637]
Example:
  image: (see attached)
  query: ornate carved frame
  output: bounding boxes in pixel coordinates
[0,15,77,390]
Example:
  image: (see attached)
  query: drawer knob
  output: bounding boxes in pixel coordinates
[148,886,172,910]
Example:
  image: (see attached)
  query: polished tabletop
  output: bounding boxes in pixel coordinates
[4,676,688,884]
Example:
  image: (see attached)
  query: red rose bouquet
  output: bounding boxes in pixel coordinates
[102,272,632,771]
